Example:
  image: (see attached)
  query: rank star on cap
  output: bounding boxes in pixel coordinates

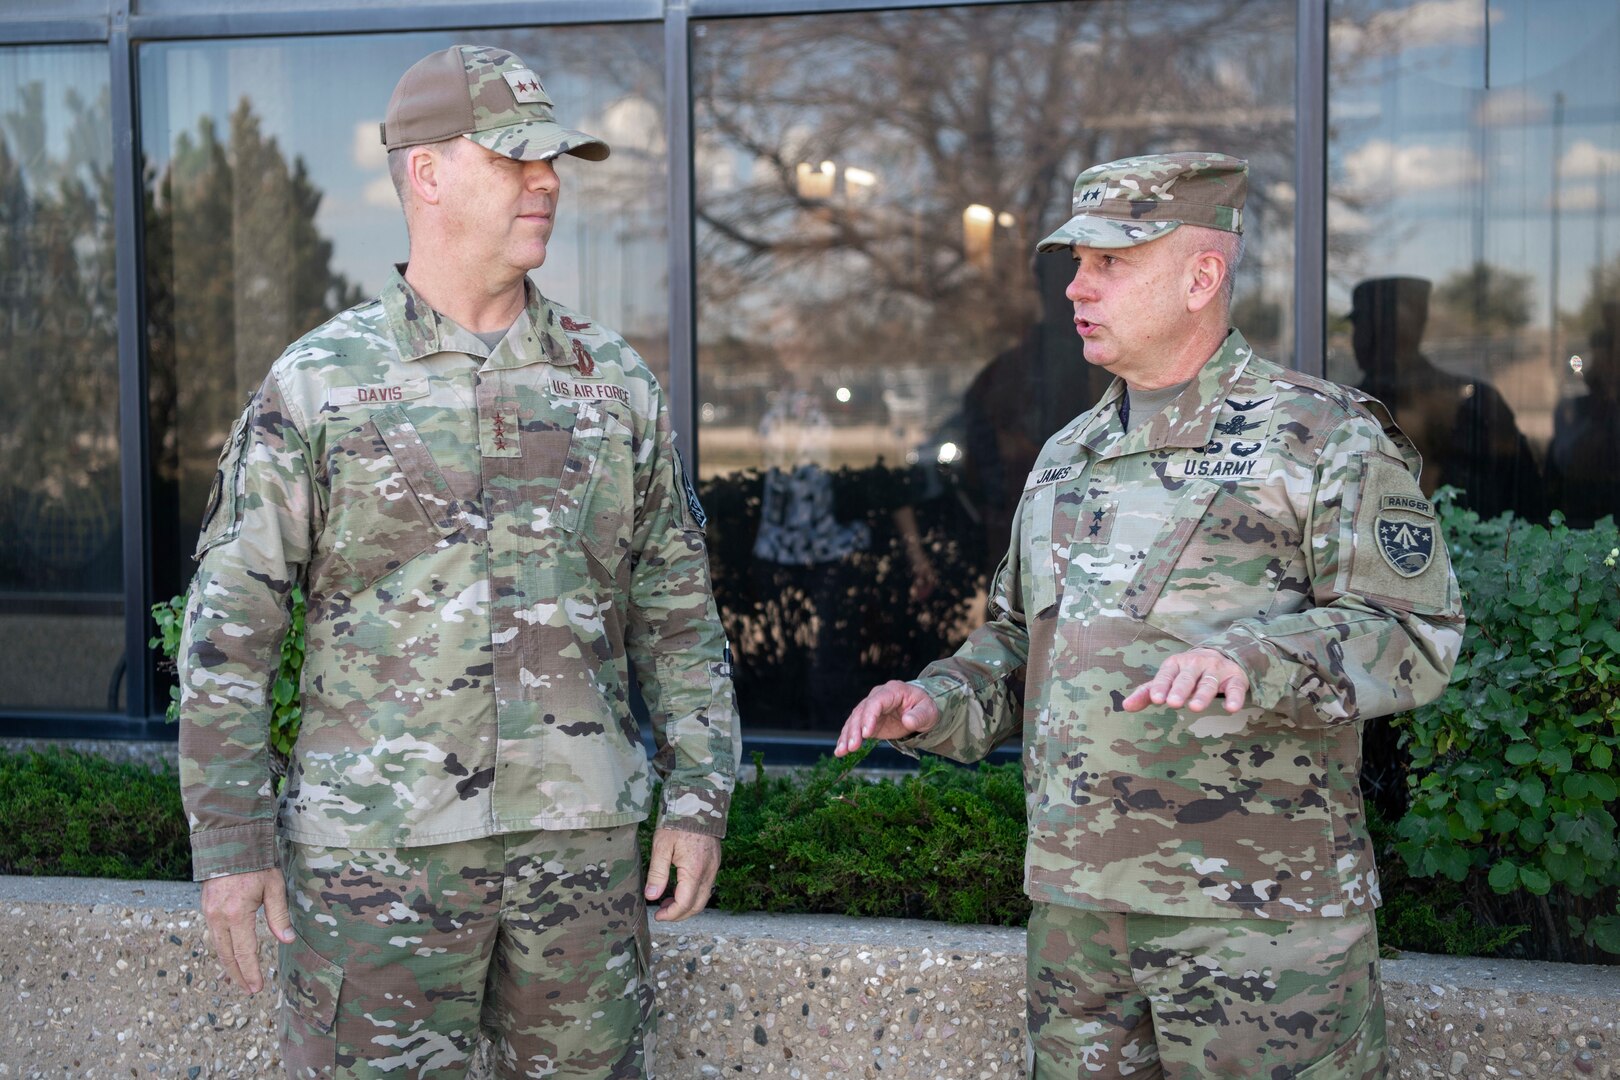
[503,69,546,104]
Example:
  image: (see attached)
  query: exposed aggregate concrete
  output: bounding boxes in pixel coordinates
[0,881,1613,1078]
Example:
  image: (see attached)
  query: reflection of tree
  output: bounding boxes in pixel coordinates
[1432,260,1534,339]
[695,1,1293,361]
[693,3,1295,729]
[1567,252,1620,345]
[0,82,121,590]
[146,100,364,598]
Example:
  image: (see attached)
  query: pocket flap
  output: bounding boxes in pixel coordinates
[1121,480,1222,620]
[279,934,343,1034]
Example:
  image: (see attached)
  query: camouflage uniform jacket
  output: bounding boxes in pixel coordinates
[900,329,1463,921]
[179,269,740,881]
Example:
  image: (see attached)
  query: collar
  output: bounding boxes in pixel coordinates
[381,265,573,370]
[1068,328,1256,458]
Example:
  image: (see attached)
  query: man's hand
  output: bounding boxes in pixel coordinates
[1122,648,1249,714]
[644,828,721,922]
[835,680,941,757]
[198,867,296,994]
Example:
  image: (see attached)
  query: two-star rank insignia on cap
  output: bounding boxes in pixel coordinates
[503,69,546,104]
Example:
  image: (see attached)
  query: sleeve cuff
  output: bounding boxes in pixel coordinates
[658,786,732,839]
[188,821,277,881]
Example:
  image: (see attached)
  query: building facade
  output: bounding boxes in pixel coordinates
[1,0,1615,749]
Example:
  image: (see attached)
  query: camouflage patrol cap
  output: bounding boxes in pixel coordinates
[381,44,609,162]
[1035,152,1247,252]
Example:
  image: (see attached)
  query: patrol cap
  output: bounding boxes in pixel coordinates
[380,44,609,162]
[1036,152,1247,253]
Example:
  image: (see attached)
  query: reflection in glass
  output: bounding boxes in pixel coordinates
[1328,0,1620,818]
[693,1,1297,733]
[1328,0,1620,527]
[139,27,668,615]
[0,46,124,711]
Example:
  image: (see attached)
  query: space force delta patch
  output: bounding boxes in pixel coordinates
[1376,496,1437,577]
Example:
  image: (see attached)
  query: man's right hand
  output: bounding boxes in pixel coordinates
[199,868,296,994]
[835,680,940,756]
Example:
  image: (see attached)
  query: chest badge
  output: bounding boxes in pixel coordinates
[571,338,597,377]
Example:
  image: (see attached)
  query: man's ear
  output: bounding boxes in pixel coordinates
[1186,249,1228,314]
[409,145,444,206]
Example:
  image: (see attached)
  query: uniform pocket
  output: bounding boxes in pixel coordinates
[278,933,343,1078]
[555,401,632,574]
[1290,983,1386,1079]
[312,405,463,599]
[194,401,253,560]
[1021,483,1061,617]
[1131,483,1293,645]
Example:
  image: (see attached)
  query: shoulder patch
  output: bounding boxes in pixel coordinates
[675,448,706,529]
[1375,512,1436,577]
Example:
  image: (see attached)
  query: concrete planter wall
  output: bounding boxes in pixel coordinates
[1,878,1614,1079]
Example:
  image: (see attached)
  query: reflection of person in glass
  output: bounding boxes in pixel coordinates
[1547,301,1620,526]
[837,153,1463,1077]
[177,45,738,1075]
[1349,275,1543,520]
[958,256,1099,584]
[751,315,935,727]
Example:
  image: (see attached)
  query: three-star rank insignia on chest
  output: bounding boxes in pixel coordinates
[1375,494,1436,577]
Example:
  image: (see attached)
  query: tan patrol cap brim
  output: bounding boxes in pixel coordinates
[1035,213,1180,253]
[466,119,610,162]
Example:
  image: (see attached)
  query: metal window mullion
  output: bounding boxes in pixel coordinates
[0,19,110,45]
[1294,0,1327,375]
[111,14,155,727]
[125,0,662,41]
[689,0,1027,16]
[665,0,697,465]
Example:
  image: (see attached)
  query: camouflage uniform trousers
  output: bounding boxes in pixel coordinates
[1026,902,1386,1079]
[277,825,654,1079]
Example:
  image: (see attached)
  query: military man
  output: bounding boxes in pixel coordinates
[178,44,739,1078]
[837,153,1462,1078]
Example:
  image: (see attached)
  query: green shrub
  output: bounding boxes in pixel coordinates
[687,751,1031,926]
[1368,800,1527,958]
[1395,498,1620,964]
[0,749,191,880]
[151,586,306,768]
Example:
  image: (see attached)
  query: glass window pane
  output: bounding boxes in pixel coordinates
[139,27,668,614]
[1328,0,1620,525]
[693,1,1297,734]
[0,45,124,713]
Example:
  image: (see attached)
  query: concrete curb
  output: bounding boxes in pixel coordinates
[0,878,1614,1078]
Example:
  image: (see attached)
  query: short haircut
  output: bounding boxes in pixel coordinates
[1168,225,1245,312]
[387,135,464,207]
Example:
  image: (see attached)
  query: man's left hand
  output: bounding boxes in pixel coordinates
[644,827,721,922]
[1122,648,1249,714]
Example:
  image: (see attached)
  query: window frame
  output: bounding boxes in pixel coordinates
[0,0,1328,752]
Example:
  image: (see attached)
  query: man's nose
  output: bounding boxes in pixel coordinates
[527,159,560,192]
[1066,265,1092,302]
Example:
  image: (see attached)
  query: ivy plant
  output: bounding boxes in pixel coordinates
[1396,498,1620,963]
